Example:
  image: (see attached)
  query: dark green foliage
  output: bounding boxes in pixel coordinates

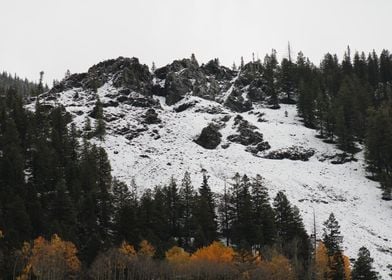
[365,102,392,200]
[273,191,310,266]
[193,173,218,248]
[322,213,343,256]
[250,175,276,248]
[92,98,106,140]
[179,171,196,250]
[352,247,379,280]
[322,213,347,280]
[263,50,279,107]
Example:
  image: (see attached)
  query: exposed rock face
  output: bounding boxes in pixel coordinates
[224,90,253,112]
[227,115,270,154]
[174,101,198,113]
[143,108,161,124]
[48,56,288,112]
[154,58,235,106]
[195,123,222,149]
[264,146,315,161]
[201,59,235,81]
[50,57,152,95]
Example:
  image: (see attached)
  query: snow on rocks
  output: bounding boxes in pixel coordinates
[31,83,392,279]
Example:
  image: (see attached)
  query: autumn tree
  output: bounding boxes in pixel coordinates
[191,241,234,263]
[18,234,80,279]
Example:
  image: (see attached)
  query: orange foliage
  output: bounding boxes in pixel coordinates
[0,229,3,239]
[315,241,351,280]
[258,254,296,280]
[119,241,136,257]
[191,241,235,263]
[343,254,351,280]
[315,242,330,280]
[138,239,155,258]
[165,246,190,264]
[17,234,80,279]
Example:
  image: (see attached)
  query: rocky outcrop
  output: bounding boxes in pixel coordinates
[227,115,270,154]
[48,56,282,112]
[154,58,234,106]
[143,109,161,124]
[263,146,315,161]
[195,124,222,149]
[50,57,152,96]
[224,90,253,112]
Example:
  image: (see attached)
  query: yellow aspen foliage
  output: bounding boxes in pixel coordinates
[190,241,235,263]
[18,234,81,279]
[343,254,351,280]
[315,242,330,280]
[165,246,190,264]
[119,241,136,257]
[0,229,4,239]
[258,254,297,280]
[138,239,155,258]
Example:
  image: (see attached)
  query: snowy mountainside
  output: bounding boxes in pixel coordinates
[33,57,392,278]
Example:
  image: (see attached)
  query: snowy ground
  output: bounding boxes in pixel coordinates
[35,84,392,278]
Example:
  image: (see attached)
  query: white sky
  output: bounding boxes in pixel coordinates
[1,0,391,84]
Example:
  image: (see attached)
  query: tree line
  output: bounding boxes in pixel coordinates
[239,47,392,200]
[0,85,379,278]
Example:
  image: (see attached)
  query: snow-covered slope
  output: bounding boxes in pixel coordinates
[32,77,392,278]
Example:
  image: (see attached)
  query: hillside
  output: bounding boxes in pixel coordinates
[29,56,392,278]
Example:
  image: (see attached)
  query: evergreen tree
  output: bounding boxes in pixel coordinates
[179,171,195,250]
[95,146,113,246]
[92,98,106,140]
[49,179,77,241]
[264,50,279,108]
[250,175,276,248]
[365,102,392,200]
[112,179,139,245]
[352,247,379,280]
[322,213,343,256]
[164,176,182,240]
[218,181,231,246]
[280,57,296,102]
[193,172,217,248]
[323,213,346,280]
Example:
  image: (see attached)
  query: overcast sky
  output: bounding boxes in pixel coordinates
[1,0,391,84]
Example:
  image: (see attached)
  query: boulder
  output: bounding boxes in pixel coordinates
[195,124,222,149]
[143,109,161,124]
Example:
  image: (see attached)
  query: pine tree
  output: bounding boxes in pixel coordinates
[280,57,295,102]
[250,175,276,248]
[323,213,346,280]
[95,146,113,246]
[264,50,279,108]
[112,179,139,245]
[193,172,217,248]
[49,179,77,241]
[273,191,294,243]
[352,247,379,280]
[92,98,106,140]
[164,176,182,240]
[365,102,392,199]
[218,181,231,246]
[179,171,195,250]
[322,213,343,256]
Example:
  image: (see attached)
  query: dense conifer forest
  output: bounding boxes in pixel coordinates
[1,47,391,279]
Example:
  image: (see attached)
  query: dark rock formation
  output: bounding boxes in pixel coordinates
[174,101,198,112]
[195,124,222,149]
[50,57,152,96]
[143,108,161,124]
[224,90,253,112]
[264,146,315,161]
[227,115,270,154]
